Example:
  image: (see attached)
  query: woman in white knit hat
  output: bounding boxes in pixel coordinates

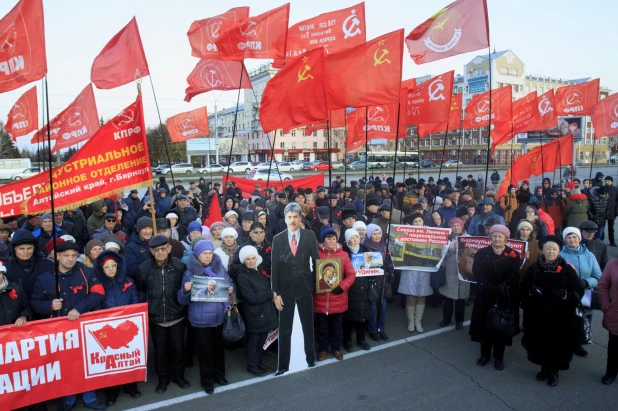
[515,219,541,280]
[214,227,239,274]
[235,245,277,376]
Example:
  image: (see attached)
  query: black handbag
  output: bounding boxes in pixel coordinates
[367,279,379,303]
[431,265,447,289]
[486,284,518,337]
[383,253,395,284]
[222,295,246,342]
[576,303,592,345]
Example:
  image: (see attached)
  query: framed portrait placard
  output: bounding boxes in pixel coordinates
[315,258,342,294]
[190,275,230,302]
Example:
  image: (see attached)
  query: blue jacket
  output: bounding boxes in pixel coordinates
[4,230,53,298]
[31,262,105,317]
[155,192,172,217]
[124,231,151,278]
[178,253,234,328]
[560,245,602,288]
[33,226,65,255]
[94,251,139,309]
[438,204,456,224]
[467,212,505,236]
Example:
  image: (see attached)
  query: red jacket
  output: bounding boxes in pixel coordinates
[537,208,555,235]
[599,259,618,335]
[313,243,356,315]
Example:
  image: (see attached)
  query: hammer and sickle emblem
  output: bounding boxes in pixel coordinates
[240,21,258,37]
[373,41,391,66]
[367,106,385,122]
[205,69,222,87]
[566,92,581,106]
[428,78,445,102]
[297,65,314,83]
[538,96,553,116]
[99,332,107,339]
[342,12,361,39]
[211,21,221,39]
[477,99,490,113]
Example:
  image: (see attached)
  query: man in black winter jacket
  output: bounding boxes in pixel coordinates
[604,176,618,246]
[170,194,199,239]
[137,235,189,394]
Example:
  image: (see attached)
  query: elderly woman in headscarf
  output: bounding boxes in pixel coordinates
[439,217,470,330]
[166,212,180,240]
[214,227,239,278]
[209,221,226,249]
[520,235,583,387]
[178,240,234,395]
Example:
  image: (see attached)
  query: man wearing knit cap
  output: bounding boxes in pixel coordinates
[238,212,255,245]
[604,176,618,246]
[156,218,185,259]
[182,221,205,251]
[271,203,320,376]
[125,217,154,279]
[33,213,66,257]
[170,193,199,240]
[580,220,608,270]
[136,234,189,393]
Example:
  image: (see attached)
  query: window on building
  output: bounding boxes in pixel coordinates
[303,142,307,149]
[291,130,296,136]
[500,67,508,75]
[313,131,317,136]
[474,68,483,76]
[313,142,318,148]
[280,142,285,148]
[279,130,284,136]
[323,142,328,148]
[292,142,296,149]
[509,68,518,76]
[334,142,339,149]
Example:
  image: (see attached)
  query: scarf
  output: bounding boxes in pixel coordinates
[539,254,563,272]
[364,238,386,255]
[220,242,238,270]
[348,244,360,253]
[0,275,8,291]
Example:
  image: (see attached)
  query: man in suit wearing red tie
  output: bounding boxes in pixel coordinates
[271,203,320,376]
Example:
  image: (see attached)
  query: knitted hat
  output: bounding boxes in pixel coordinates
[522,180,530,185]
[517,220,534,232]
[456,205,469,218]
[566,181,575,189]
[489,224,510,238]
[40,213,53,223]
[224,210,238,220]
[210,221,227,231]
[85,239,104,256]
[605,176,614,182]
[188,221,202,234]
[193,240,214,258]
[320,226,337,242]
[433,196,443,207]
[448,218,464,228]
[239,245,263,266]
[352,221,366,231]
[60,234,76,243]
[563,227,581,242]
[366,224,382,239]
[166,212,178,220]
[345,229,361,244]
[105,241,121,251]
[136,217,153,233]
[221,227,238,240]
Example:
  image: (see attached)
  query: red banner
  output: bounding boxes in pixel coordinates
[463,85,512,129]
[0,304,148,410]
[512,91,538,134]
[215,3,290,61]
[590,93,618,139]
[533,90,558,131]
[304,109,346,135]
[31,84,99,148]
[21,94,151,214]
[223,174,324,199]
[5,85,37,141]
[555,78,600,116]
[417,93,462,138]
[0,171,47,218]
[406,71,454,125]
[346,104,399,151]
[187,7,250,58]
[184,59,252,102]
[273,2,366,68]
[167,107,209,143]
[0,0,47,93]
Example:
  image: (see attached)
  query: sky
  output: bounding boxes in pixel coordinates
[1,0,616,151]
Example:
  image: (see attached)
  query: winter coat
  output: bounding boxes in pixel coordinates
[236,266,278,333]
[439,233,470,300]
[469,246,521,346]
[155,193,172,218]
[31,263,105,317]
[508,204,529,235]
[499,193,518,224]
[178,253,233,328]
[467,211,505,236]
[565,193,589,228]
[599,259,618,335]
[490,171,500,184]
[537,209,555,235]
[606,185,618,220]
[559,245,602,290]
[402,190,421,213]
[4,230,53,298]
[363,239,392,299]
[33,226,66,256]
[582,237,609,271]
[136,255,186,324]
[438,204,456,225]
[588,187,609,228]
[0,282,32,326]
[399,267,433,297]
[124,231,151,278]
[342,243,372,322]
[313,243,356,315]
[87,200,107,238]
[520,258,583,370]
[93,251,139,309]
[541,197,564,230]
[170,205,199,239]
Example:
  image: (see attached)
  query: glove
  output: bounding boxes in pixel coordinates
[580,279,589,289]
[331,286,343,295]
[550,288,567,299]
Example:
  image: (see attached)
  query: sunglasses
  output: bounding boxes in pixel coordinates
[106,219,116,222]
[252,230,265,234]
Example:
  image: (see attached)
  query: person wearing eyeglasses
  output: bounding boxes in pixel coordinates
[231,222,272,281]
[93,213,120,241]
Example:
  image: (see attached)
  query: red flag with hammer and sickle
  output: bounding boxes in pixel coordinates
[187,7,250,59]
[167,107,209,143]
[590,93,618,139]
[184,59,252,102]
[417,93,462,138]
[5,85,37,141]
[406,71,454,125]
[554,79,599,116]
[532,90,558,131]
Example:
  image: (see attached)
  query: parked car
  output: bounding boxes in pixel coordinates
[330,161,345,170]
[385,161,413,169]
[251,162,275,170]
[346,161,367,170]
[274,162,303,172]
[302,162,314,170]
[443,160,463,168]
[227,161,252,173]
[196,164,225,174]
[250,169,293,181]
[310,161,334,171]
[419,160,437,168]
[159,163,194,175]
[11,167,42,180]
[151,165,165,175]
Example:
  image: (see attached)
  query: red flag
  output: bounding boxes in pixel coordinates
[31,84,100,152]
[554,79,600,116]
[405,0,489,64]
[304,109,347,135]
[91,17,150,89]
[187,7,250,58]
[273,3,366,68]
[22,95,151,214]
[406,71,454,125]
[5,85,37,141]
[215,3,289,61]
[402,78,417,90]
[184,59,252,102]
[590,93,618,139]
[325,29,404,110]
[203,192,223,227]
[512,91,538,134]
[259,48,327,134]
[532,90,558,131]
[463,85,512,129]
[417,93,462,138]
[346,104,400,151]
[0,0,47,93]
[167,107,209,143]
[223,174,324,199]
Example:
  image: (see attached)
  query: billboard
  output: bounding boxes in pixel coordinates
[519,116,583,142]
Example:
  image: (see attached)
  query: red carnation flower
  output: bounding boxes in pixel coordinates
[8,289,17,299]
[337,211,342,217]
[556,266,563,273]
[509,251,517,258]
[265,246,272,254]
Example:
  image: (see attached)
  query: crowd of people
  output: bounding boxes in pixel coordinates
[1,169,618,409]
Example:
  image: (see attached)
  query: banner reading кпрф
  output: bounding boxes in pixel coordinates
[388,225,451,271]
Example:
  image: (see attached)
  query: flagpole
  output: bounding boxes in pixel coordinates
[417,132,421,185]
[455,112,464,183]
[589,137,596,181]
[43,77,60,301]
[327,120,333,224]
[539,130,545,181]
[38,79,44,170]
[224,65,245,185]
[343,122,348,187]
[364,107,369,188]
[402,138,408,183]
[148,75,176,184]
[483,48,493,196]
[509,123,515,188]
[436,125,450,194]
